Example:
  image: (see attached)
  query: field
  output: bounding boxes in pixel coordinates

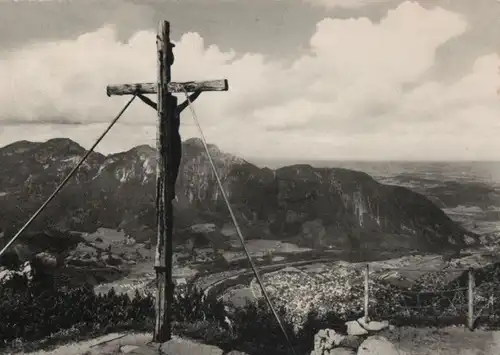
[223,239,312,262]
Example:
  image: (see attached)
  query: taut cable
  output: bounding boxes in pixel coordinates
[0,93,138,258]
[181,88,298,355]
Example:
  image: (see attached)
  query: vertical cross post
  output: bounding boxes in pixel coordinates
[105,19,229,344]
[154,20,175,343]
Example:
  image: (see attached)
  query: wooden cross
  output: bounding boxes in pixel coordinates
[106,20,229,343]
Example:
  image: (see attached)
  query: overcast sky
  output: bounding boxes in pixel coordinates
[0,0,500,161]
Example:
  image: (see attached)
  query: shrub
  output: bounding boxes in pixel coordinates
[172,284,226,325]
[0,274,155,347]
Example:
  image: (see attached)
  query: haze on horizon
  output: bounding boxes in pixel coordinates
[0,0,499,162]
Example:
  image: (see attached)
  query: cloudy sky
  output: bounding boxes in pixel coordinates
[0,0,499,161]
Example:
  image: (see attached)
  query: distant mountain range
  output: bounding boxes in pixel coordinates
[0,138,479,256]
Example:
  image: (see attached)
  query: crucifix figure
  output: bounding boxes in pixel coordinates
[136,90,202,200]
[105,20,229,343]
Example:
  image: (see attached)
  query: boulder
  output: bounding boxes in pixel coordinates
[339,335,364,349]
[312,329,348,355]
[346,321,368,336]
[315,329,346,346]
[357,336,406,355]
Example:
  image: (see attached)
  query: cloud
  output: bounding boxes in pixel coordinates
[0,1,498,161]
[304,0,391,10]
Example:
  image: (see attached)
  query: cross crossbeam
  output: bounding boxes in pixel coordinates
[106,79,228,96]
[105,20,229,343]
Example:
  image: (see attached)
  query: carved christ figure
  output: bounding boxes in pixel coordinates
[136,90,201,200]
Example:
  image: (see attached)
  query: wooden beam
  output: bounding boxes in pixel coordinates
[153,19,174,343]
[169,80,228,93]
[106,79,228,96]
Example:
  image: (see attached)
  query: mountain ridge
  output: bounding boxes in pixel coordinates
[0,137,479,257]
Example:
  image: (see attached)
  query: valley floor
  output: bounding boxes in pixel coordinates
[10,327,500,355]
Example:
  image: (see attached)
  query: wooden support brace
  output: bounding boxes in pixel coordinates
[137,94,158,111]
[106,79,228,96]
[137,91,203,113]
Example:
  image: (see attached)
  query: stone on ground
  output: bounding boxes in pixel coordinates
[312,328,347,354]
[357,336,406,355]
[338,335,363,349]
[119,345,139,353]
[345,321,368,336]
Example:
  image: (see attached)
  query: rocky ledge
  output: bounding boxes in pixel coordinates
[311,317,403,355]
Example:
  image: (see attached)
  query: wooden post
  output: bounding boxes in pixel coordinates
[105,19,229,343]
[364,263,369,322]
[153,20,174,343]
[467,267,475,330]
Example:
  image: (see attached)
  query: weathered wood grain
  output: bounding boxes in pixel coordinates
[154,19,173,344]
[106,79,228,96]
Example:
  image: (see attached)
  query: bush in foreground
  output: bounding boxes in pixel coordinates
[0,274,154,346]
